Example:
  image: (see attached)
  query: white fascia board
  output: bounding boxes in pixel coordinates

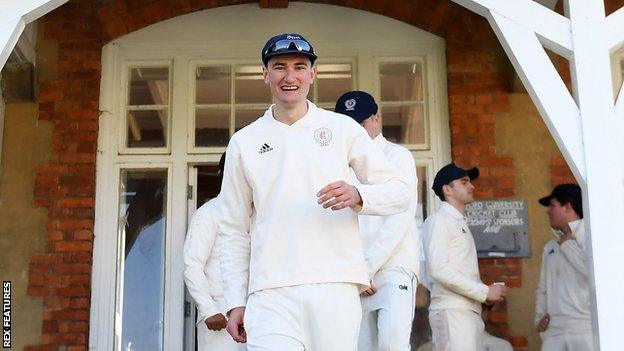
[0,0,68,70]
[0,16,25,69]
[488,12,586,182]
[451,0,573,58]
[606,6,624,52]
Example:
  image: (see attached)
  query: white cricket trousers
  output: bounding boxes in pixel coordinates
[244,282,362,351]
[197,322,246,351]
[359,267,418,351]
[428,309,484,351]
[541,333,594,351]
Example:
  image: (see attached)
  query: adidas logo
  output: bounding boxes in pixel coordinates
[258,143,274,154]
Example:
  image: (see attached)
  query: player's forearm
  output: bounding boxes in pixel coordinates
[356,179,409,216]
[430,267,489,302]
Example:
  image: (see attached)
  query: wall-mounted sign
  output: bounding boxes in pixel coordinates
[466,200,531,258]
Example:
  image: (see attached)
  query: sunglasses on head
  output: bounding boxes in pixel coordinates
[264,39,312,55]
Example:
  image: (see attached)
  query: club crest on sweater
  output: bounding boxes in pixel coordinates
[314,127,332,146]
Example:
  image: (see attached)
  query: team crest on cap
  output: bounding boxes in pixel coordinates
[314,127,332,146]
[345,99,356,111]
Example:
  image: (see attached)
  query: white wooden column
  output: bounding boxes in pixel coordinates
[451,1,624,350]
[566,2,624,349]
[0,0,67,70]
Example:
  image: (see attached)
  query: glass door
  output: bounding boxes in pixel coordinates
[184,163,222,351]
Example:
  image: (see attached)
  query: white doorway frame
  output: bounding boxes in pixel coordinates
[90,4,452,350]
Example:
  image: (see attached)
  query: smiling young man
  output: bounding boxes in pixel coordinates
[335,91,420,351]
[423,163,508,351]
[217,33,410,350]
[534,184,594,351]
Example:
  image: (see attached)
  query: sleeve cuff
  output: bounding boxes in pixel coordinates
[477,284,490,303]
[196,306,220,327]
[225,295,248,315]
[353,184,371,215]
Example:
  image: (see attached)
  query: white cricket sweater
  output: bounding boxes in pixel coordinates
[424,202,489,313]
[217,102,410,311]
[534,219,594,339]
[359,134,420,279]
[183,198,227,325]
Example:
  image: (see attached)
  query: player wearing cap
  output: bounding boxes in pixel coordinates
[335,91,420,351]
[218,33,410,350]
[183,153,246,351]
[534,184,594,350]
[423,163,508,351]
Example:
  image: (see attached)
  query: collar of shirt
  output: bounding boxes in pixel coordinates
[373,133,387,147]
[568,218,585,242]
[440,201,466,221]
[264,100,319,128]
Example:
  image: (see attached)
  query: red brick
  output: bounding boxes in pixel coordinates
[59,321,89,333]
[36,175,59,186]
[30,274,46,286]
[55,263,91,274]
[31,253,59,264]
[69,275,91,286]
[50,309,89,321]
[50,219,93,230]
[55,241,93,252]
[73,230,93,240]
[57,198,94,208]
[62,252,93,264]
[70,298,90,309]
[43,296,70,309]
[48,230,65,241]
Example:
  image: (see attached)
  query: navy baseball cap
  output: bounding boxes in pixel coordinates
[334,91,379,123]
[538,183,581,206]
[432,163,479,196]
[261,33,317,66]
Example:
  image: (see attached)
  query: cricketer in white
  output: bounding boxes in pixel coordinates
[217,31,409,351]
[335,90,420,351]
[535,184,594,351]
[183,197,246,351]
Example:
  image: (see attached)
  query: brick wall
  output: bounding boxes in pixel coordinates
[27,1,101,350]
[27,0,618,349]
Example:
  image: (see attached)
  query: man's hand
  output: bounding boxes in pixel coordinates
[537,313,550,332]
[205,313,227,331]
[485,284,508,303]
[226,307,247,343]
[361,283,377,296]
[317,181,363,211]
